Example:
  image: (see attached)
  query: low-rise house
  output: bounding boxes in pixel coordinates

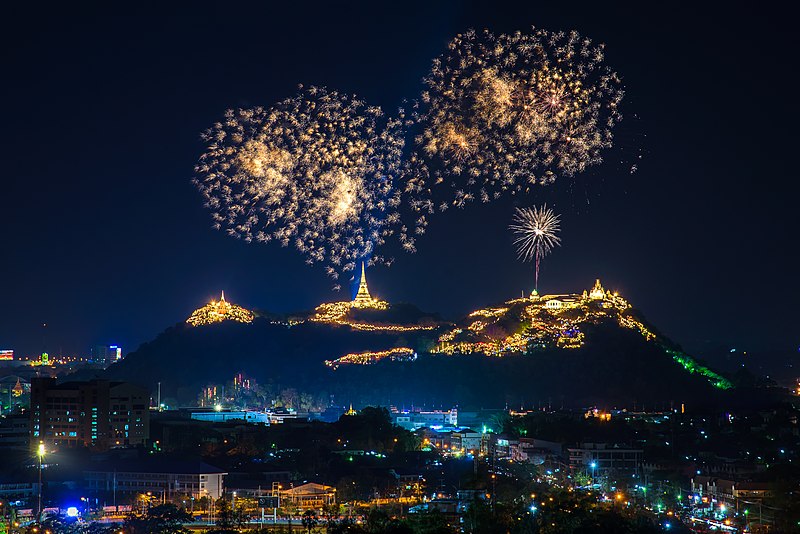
[279,482,335,509]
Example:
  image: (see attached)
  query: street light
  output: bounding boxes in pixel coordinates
[37,442,45,521]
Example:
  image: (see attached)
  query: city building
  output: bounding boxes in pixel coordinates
[0,413,30,449]
[1,375,29,414]
[509,437,563,464]
[0,481,37,499]
[392,408,458,430]
[567,443,643,477]
[84,458,227,500]
[30,378,149,450]
[91,345,123,366]
[190,410,270,424]
[493,435,518,459]
[267,407,303,424]
[451,429,484,454]
[419,428,453,451]
[279,483,336,509]
[691,476,774,505]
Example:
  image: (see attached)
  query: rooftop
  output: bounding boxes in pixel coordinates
[85,458,227,475]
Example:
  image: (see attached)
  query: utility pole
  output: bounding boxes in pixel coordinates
[258,485,263,530]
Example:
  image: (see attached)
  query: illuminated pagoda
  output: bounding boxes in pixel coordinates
[351,262,381,308]
[588,279,606,300]
[186,291,254,327]
[12,377,24,397]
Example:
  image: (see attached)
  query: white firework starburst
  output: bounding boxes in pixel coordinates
[510,205,562,289]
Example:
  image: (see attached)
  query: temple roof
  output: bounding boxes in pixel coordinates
[589,279,606,300]
[186,292,254,327]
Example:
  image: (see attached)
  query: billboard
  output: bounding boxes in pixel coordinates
[258,496,279,508]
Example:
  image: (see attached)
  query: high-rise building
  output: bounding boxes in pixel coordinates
[91,345,123,365]
[30,378,149,450]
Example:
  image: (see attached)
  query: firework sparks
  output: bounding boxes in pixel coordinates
[510,205,562,290]
[194,28,622,279]
[404,27,623,219]
[193,86,405,279]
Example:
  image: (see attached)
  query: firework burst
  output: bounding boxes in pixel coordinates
[194,27,623,281]
[510,205,562,290]
[403,27,623,219]
[193,86,405,279]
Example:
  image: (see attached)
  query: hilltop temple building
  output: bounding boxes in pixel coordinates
[186,291,254,327]
[588,279,607,300]
[351,262,384,309]
[531,279,624,311]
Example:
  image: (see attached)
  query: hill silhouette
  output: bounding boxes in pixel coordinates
[97,282,741,409]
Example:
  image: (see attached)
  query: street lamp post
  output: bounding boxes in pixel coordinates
[589,461,597,485]
[37,442,45,521]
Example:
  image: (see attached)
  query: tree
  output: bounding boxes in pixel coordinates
[460,499,496,534]
[279,388,299,409]
[207,497,245,534]
[122,504,192,534]
[301,510,318,533]
[321,503,342,527]
[81,524,120,534]
[406,509,456,534]
[325,517,366,534]
[24,513,74,534]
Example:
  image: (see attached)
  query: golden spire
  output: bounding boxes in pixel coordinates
[12,378,23,397]
[352,262,373,307]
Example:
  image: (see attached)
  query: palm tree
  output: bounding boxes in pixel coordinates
[301,509,318,533]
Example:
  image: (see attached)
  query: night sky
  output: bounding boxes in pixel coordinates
[2,2,798,358]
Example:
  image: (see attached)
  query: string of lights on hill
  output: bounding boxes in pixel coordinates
[431,279,731,389]
[184,272,731,389]
[185,291,254,326]
[434,280,624,355]
[324,347,417,369]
